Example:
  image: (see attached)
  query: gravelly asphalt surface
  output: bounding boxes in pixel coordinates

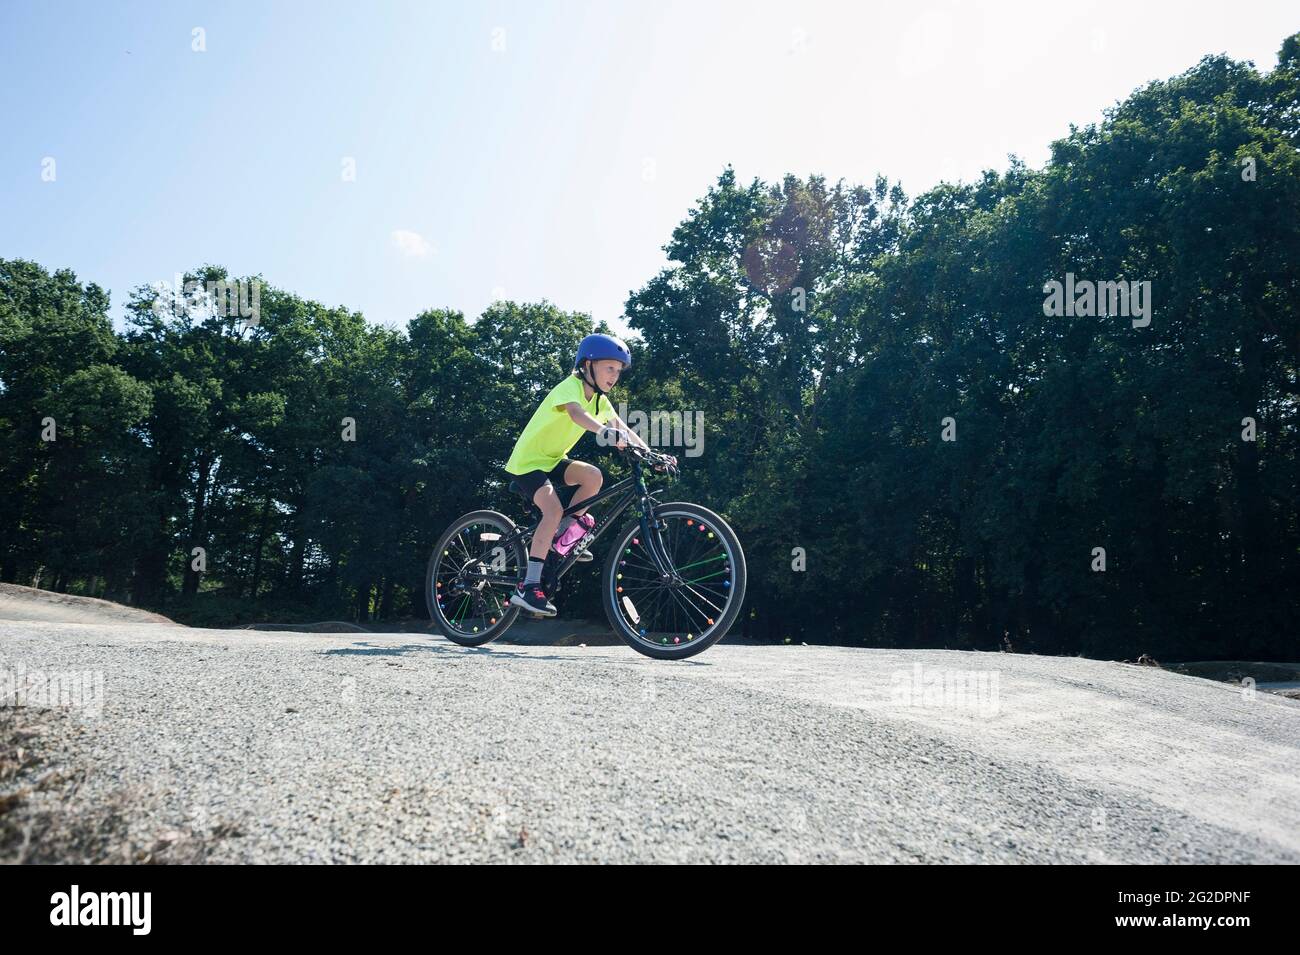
[2,620,1297,863]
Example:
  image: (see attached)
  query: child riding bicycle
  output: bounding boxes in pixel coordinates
[502,333,675,616]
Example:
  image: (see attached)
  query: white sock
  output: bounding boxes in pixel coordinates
[524,558,544,584]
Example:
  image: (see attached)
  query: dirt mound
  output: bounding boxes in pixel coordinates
[0,584,176,626]
[241,621,373,634]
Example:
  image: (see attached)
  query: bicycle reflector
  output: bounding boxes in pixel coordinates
[622,596,640,624]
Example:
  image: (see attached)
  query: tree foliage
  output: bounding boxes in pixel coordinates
[2,37,1297,657]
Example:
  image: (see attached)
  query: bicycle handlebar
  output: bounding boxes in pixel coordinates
[618,443,679,477]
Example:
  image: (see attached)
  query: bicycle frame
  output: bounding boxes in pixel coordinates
[474,457,678,589]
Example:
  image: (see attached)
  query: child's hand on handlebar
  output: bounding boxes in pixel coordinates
[652,451,678,472]
[610,441,677,472]
[599,425,629,449]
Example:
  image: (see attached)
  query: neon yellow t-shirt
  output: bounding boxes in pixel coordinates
[504,375,614,475]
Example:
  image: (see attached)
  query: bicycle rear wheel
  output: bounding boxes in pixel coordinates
[426,509,524,646]
[601,501,747,660]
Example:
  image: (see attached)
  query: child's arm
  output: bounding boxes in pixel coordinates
[603,408,677,467]
[563,403,648,450]
[564,402,676,465]
[564,402,623,443]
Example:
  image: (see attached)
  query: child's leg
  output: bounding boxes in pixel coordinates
[530,484,564,562]
[561,460,603,517]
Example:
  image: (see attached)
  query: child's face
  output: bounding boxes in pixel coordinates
[589,359,623,391]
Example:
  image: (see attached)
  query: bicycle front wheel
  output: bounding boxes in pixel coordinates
[601,501,747,660]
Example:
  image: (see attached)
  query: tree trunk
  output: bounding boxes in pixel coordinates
[132,515,171,607]
[1233,331,1267,657]
[286,495,308,593]
[355,582,372,621]
[182,452,214,597]
[249,497,272,599]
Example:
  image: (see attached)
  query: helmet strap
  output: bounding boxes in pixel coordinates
[579,360,608,415]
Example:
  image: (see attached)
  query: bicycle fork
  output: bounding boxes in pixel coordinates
[638,499,680,583]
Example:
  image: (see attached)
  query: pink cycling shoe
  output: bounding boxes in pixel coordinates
[552,512,595,557]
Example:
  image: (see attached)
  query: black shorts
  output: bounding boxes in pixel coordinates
[507,457,587,508]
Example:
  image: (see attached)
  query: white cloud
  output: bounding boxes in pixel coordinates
[391,229,435,258]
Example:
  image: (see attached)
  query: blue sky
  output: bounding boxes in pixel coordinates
[2,1,1297,336]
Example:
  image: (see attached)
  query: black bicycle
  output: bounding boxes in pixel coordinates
[425,445,747,660]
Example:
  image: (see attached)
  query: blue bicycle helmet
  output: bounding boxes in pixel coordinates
[573,333,631,371]
[573,333,631,416]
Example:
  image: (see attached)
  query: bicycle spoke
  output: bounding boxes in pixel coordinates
[452,531,476,566]
[677,580,726,616]
[676,553,726,575]
[665,582,709,627]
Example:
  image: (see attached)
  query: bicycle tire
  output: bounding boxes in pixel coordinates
[601,501,747,660]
